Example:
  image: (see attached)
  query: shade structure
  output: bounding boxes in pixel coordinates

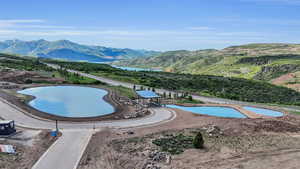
[136,90,160,99]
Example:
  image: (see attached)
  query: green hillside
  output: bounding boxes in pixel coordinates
[45,59,300,106]
[115,43,300,90]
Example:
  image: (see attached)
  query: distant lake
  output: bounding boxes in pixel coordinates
[112,65,162,72]
[83,61,162,72]
[18,86,115,118]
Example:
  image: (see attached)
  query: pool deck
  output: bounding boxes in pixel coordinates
[174,103,267,118]
[227,104,263,118]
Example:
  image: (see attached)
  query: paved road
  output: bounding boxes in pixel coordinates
[32,130,93,169]
[0,97,175,129]
[47,63,300,112]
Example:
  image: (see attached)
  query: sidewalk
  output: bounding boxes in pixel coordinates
[32,130,93,169]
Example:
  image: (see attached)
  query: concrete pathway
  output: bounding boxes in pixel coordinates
[32,130,93,169]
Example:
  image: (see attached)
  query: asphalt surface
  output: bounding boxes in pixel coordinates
[0,97,175,129]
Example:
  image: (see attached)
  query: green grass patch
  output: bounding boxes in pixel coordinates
[176,98,204,104]
[108,85,136,99]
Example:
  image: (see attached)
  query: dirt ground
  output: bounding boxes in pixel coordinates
[0,69,64,85]
[78,109,300,169]
[0,129,58,169]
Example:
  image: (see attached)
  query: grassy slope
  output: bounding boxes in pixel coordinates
[115,43,300,90]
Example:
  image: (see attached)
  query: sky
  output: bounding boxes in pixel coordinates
[0,0,300,51]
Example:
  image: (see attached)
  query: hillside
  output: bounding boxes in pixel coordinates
[0,39,160,62]
[115,43,300,90]
[45,59,300,105]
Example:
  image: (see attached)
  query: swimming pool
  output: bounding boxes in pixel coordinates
[243,106,283,117]
[166,105,247,118]
[18,86,115,118]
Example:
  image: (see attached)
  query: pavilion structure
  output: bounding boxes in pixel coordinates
[135,90,162,107]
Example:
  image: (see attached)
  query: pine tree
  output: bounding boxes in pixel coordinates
[193,132,204,149]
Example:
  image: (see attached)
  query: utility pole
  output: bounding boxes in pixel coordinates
[55,120,59,133]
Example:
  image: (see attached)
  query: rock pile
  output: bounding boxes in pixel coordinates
[142,151,171,169]
[202,125,223,136]
[123,110,148,119]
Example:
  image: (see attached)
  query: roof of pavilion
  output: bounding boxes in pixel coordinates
[135,90,160,99]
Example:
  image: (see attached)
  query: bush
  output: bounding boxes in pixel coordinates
[25,79,33,84]
[193,132,204,149]
[152,133,195,154]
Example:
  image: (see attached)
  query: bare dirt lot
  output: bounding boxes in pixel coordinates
[0,129,57,169]
[78,109,300,169]
[0,69,64,85]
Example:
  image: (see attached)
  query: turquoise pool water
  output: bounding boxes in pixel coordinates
[166,105,247,118]
[18,86,115,118]
[243,106,283,117]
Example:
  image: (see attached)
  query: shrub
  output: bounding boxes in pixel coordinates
[193,132,204,149]
[25,79,33,84]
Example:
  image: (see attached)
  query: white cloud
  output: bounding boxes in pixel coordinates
[0,19,74,30]
[186,26,213,31]
[0,19,44,23]
[0,19,45,28]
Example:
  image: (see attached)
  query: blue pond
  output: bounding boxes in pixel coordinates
[243,106,283,117]
[18,86,115,118]
[166,105,247,118]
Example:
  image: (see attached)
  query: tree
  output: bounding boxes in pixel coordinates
[25,79,33,84]
[173,93,177,99]
[188,95,193,101]
[163,92,166,98]
[193,132,204,149]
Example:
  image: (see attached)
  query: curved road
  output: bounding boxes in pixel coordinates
[0,97,175,129]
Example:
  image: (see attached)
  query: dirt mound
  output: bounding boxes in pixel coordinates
[0,69,64,84]
[243,120,300,133]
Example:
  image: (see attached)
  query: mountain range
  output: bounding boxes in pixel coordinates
[115,43,300,91]
[0,39,160,62]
